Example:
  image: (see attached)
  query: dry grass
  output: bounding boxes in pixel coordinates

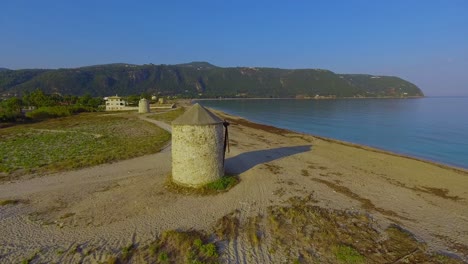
[414,186,462,201]
[265,194,464,263]
[311,178,411,221]
[135,230,218,264]
[165,175,239,196]
[214,210,240,240]
[246,215,263,247]
[0,199,24,206]
[264,163,282,175]
[381,176,463,202]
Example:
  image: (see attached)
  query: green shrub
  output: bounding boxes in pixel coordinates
[333,245,365,264]
[69,105,96,113]
[158,251,168,262]
[26,106,71,119]
[205,176,239,191]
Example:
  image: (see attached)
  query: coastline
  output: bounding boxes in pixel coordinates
[0,107,467,263]
[218,111,468,174]
[193,95,425,101]
[194,98,468,171]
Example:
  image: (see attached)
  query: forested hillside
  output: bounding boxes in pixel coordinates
[0,62,424,98]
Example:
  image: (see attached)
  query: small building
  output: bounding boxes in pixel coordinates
[158,97,166,104]
[138,98,150,113]
[171,104,226,187]
[105,95,127,111]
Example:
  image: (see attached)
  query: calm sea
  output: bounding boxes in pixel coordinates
[198,97,468,169]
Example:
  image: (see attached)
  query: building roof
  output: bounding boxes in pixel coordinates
[172,103,223,125]
[107,96,122,100]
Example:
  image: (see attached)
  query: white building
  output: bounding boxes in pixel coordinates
[105,95,127,111]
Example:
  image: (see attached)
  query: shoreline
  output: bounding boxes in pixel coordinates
[192,99,467,171]
[218,112,468,174]
[193,95,425,101]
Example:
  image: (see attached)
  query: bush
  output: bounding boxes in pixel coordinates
[0,109,20,122]
[26,106,71,120]
[69,105,95,113]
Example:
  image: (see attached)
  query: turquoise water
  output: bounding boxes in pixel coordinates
[198,97,468,169]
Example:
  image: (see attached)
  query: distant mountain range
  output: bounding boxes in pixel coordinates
[0,62,424,98]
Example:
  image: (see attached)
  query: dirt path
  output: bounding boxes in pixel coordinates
[138,114,172,133]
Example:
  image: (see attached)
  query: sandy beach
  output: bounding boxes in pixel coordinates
[1,109,467,263]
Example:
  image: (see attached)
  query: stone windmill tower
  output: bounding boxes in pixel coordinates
[171,103,227,187]
[138,98,150,113]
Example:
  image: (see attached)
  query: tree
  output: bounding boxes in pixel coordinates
[23,89,54,107]
[0,97,23,122]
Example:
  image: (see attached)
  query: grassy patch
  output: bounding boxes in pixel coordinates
[166,175,239,196]
[205,175,239,191]
[0,112,171,177]
[148,107,185,123]
[333,245,365,263]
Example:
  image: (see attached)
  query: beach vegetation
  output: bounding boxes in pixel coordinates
[121,243,134,261]
[165,174,239,196]
[139,230,218,264]
[205,175,238,191]
[106,255,118,264]
[20,250,39,264]
[258,194,465,263]
[333,245,365,263]
[246,215,263,246]
[214,210,240,240]
[158,251,168,262]
[0,112,171,178]
[0,199,22,206]
[148,107,185,123]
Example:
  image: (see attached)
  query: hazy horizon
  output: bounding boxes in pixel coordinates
[2,0,467,96]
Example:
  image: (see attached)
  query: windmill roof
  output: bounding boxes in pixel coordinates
[172,103,223,125]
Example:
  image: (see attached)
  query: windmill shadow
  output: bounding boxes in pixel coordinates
[225,145,312,174]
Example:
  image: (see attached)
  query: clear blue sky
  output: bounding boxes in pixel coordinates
[1,0,467,96]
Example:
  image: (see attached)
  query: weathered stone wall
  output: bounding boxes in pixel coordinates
[138,99,150,113]
[172,124,224,187]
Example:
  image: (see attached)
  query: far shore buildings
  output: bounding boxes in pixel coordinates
[105,95,127,111]
[104,95,176,112]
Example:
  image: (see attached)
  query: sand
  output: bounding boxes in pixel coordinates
[0,110,467,263]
